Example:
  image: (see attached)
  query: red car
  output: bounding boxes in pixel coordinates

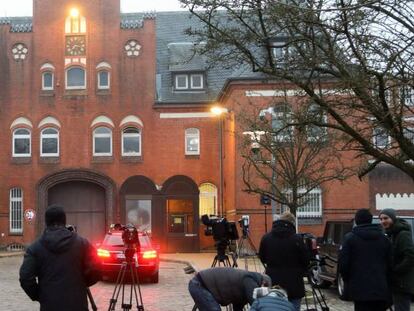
[96,229,159,283]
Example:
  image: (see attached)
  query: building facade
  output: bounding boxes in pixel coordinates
[1,0,413,252]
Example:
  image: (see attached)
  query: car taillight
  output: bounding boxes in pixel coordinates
[97,248,111,258]
[142,250,157,259]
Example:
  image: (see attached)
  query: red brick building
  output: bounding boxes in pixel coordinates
[0,0,413,252]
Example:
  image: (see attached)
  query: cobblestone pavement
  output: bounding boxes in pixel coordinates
[0,255,404,311]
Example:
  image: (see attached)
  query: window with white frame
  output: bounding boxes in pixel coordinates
[199,183,218,217]
[282,187,322,218]
[185,128,200,155]
[175,73,204,90]
[13,128,31,157]
[307,103,327,141]
[41,128,59,156]
[10,188,23,234]
[122,127,141,156]
[93,126,112,156]
[66,66,86,89]
[373,127,390,148]
[272,104,293,142]
[42,71,54,90]
[98,71,110,90]
[400,86,414,106]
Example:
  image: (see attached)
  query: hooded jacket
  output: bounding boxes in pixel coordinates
[19,226,101,311]
[197,267,270,309]
[258,220,310,299]
[249,289,296,311]
[339,223,392,302]
[386,219,414,294]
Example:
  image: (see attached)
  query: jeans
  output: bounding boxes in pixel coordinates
[393,292,412,311]
[188,276,221,311]
[289,298,301,311]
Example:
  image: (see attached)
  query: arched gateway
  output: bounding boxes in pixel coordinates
[37,169,116,244]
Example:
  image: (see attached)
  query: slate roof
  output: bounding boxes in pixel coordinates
[0,17,32,32]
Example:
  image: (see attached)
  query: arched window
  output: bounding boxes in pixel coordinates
[98,70,110,89]
[93,126,112,156]
[40,128,59,157]
[199,183,218,217]
[42,71,54,90]
[65,13,86,34]
[13,128,31,157]
[122,127,141,156]
[66,66,86,89]
[185,128,200,155]
[10,188,23,234]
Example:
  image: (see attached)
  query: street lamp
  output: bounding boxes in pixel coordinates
[258,107,278,221]
[70,8,80,18]
[210,106,228,216]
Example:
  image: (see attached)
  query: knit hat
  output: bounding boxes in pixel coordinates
[354,209,373,225]
[379,208,397,223]
[279,211,296,226]
[45,205,66,227]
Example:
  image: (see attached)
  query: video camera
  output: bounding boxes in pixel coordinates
[110,223,140,248]
[238,215,250,238]
[201,215,239,242]
[66,224,77,232]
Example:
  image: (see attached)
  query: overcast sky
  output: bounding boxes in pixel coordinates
[0,0,186,17]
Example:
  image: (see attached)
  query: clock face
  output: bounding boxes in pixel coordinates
[65,35,86,56]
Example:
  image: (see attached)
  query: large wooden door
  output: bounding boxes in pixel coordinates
[48,181,106,244]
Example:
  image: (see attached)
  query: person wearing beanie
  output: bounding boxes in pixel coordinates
[258,211,310,311]
[19,205,101,311]
[339,208,392,311]
[379,208,414,311]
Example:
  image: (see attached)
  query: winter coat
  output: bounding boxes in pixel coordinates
[19,226,101,311]
[386,219,414,294]
[338,223,392,302]
[249,291,296,311]
[258,220,310,299]
[197,267,271,309]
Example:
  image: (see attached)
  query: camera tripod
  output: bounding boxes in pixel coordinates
[236,228,264,272]
[211,240,238,268]
[107,246,145,311]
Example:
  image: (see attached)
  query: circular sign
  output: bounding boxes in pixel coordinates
[24,209,36,221]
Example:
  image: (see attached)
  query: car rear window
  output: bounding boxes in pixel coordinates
[104,233,150,248]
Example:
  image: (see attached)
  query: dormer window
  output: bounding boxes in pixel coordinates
[174,73,205,91]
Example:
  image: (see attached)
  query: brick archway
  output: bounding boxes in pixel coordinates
[36,169,116,236]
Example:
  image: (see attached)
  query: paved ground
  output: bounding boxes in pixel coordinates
[0,253,357,311]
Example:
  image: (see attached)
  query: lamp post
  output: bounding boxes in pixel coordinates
[211,106,228,216]
[258,107,278,221]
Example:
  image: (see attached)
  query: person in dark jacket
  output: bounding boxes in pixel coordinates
[379,208,414,311]
[188,267,271,311]
[258,212,310,311]
[338,209,392,311]
[19,205,101,311]
[249,287,296,311]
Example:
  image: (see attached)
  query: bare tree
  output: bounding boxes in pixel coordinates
[237,97,356,216]
[180,0,414,180]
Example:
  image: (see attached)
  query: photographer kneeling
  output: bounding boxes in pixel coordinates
[188,267,271,311]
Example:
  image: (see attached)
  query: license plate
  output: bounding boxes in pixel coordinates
[116,253,125,259]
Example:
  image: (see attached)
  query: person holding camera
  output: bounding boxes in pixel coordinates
[379,208,414,311]
[19,205,101,311]
[258,212,310,311]
[188,267,271,311]
[339,209,392,311]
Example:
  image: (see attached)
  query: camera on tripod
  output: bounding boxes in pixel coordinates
[238,215,250,237]
[110,223,140,247]
[201,214,239,242]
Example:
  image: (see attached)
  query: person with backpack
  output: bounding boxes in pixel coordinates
[379,208,414,311]
[339,209,392,311]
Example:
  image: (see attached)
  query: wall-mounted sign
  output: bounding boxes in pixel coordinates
[24,209,36,222]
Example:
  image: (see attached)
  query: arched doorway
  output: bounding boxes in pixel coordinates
[161,175,199,252]
[37,169,116,244]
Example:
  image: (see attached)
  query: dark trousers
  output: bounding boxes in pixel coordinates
[392,292,412,311]
[354,300,389,311]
